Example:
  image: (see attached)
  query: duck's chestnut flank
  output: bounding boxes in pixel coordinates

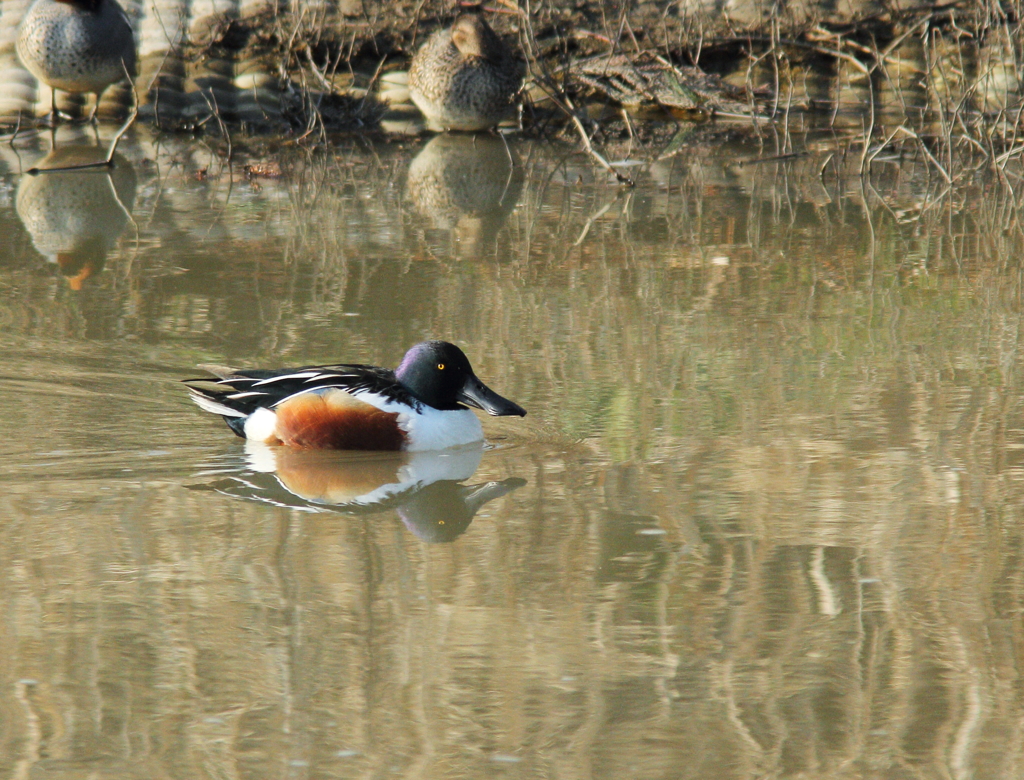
[273,391,407,451]
[184,341,525,452]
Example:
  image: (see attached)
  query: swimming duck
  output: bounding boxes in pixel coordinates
[408,13,521,132]
[16,0,137,121]
[184,341,526,451]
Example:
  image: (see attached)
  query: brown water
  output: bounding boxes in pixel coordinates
[2,124,1024,779]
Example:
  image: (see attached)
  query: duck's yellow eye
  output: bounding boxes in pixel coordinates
[437,363,445,370]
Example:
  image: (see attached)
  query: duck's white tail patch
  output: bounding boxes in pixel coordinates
[189,390,246,418]
[243,407,279,443]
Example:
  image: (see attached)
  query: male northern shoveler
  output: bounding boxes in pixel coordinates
[408,13,521,132]
[17,0,137,122]
[184,341,526,451]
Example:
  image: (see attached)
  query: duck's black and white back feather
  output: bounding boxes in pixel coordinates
[185,364,424,419]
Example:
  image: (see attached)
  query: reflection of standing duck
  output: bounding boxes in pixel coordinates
[16,145,136,288]
[16,0,136,120]
[408,14,520,132]
[201,443,526,543]
[407,134,523,252]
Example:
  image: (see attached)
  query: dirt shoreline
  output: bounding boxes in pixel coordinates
[1,0,1022,186]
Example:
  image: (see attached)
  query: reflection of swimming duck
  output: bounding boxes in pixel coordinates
[408,14,521,132]
[200,443,526,543]
[185,341,526,451]
[16,144,136,288]
[16,0,136,120]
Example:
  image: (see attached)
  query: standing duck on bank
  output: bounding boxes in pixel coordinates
[408,13,521,132]
[16,0,137,122]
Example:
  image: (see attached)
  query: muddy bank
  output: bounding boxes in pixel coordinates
[0,0,1016,130]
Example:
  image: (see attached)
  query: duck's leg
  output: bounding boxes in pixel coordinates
[88,91,101,124]
[48,87,58,148]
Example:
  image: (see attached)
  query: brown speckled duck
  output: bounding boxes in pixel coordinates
[16,0,136,121]
[408,13,521,132]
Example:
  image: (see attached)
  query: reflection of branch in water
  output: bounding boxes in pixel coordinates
[809,546,840,617]
[948,628,984,780]
[574,190,630,247]
[12,679,41,780]
[716,659,770,768]
[686,256,729,314]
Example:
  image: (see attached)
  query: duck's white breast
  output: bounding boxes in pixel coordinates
[353,390,484,451]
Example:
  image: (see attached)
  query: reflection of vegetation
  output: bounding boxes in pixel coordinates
[556,381,615,444]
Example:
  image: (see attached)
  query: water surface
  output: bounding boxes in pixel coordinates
[1,125,1023,779]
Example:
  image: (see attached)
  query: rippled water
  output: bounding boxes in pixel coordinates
[2,124,1024,779]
